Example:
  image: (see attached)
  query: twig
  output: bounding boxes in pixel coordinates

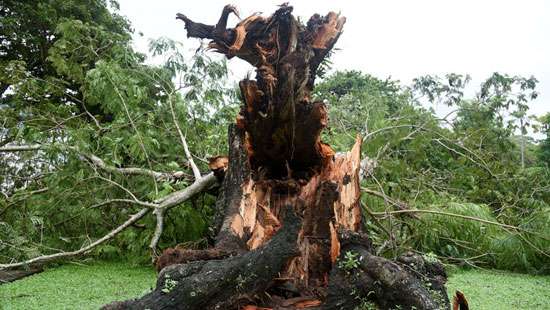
[94,175,140,202]
[362,125,417,141]
[433,138,495,178]
[82,152,180,181]
[146,173,217,260]
[361,187,419,219]
[506,228,550,260]
[0,187,49,217]
[90,198,158,209]
[168,95,202,180]
[157,172,216,210]
[362,203,393,240]
[361,124,496,178]
[367,170,398,256]
[373,209,550,240]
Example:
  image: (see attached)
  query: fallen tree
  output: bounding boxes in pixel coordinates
[0,170,217,270]
[104,4,450,309]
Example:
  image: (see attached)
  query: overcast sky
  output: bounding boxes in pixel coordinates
[117,0,549,132]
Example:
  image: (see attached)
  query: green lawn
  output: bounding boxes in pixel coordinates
[0,261,156,310]
[0,262,549,309]
[446,268,550,309]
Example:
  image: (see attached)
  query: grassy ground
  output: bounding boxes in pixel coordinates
[0,261,155,310]
[0,261,549,309]
[446,268,550,309]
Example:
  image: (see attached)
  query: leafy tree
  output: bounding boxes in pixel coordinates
[0,0,132,117]
[1,1,237,264]
[537,113,550,165]
[315,70,549,273]
[478,73,538,169]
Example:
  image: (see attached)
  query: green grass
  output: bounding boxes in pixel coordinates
[0,261,156,310]
[447,268,550,309]
[1,262,549,309]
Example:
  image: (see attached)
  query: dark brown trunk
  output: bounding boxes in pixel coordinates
[103,5,449,309]
[0,267,43,284]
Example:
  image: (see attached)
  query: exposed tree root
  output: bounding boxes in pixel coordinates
[103,208,302,310]
[155,248,232,272]
[324,231,449,310]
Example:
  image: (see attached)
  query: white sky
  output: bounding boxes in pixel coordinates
[117,0,550,133]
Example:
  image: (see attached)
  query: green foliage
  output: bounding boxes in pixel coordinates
[354,299,378,310]
[412,73,471,106]
[411,203,501,264]
[339,250,361,271]
[537,113,550,165]
[316,70,549,274]
[491,207,550,273]
[161,274,178,294]
[1,1,238,263]
[0,0,132,116]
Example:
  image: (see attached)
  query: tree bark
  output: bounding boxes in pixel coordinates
[323,231,449,310]
[104,208,302,310]
[105,4,449,309]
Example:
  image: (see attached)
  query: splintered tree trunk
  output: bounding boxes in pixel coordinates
[104,5,449,310]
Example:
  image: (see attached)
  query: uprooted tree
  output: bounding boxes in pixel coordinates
[104,4,450,309]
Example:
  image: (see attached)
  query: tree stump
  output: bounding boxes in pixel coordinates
[104,5,450,309]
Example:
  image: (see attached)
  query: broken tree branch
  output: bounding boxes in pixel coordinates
[157,172,217,210]
[83,153,184,181]
[0,172,217,270]
[0,143,187,181]
[0,208,150,270]
[0,144,42,152]
[147,173,217,257]
[90,198,158,209]
[149,208,166,258]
